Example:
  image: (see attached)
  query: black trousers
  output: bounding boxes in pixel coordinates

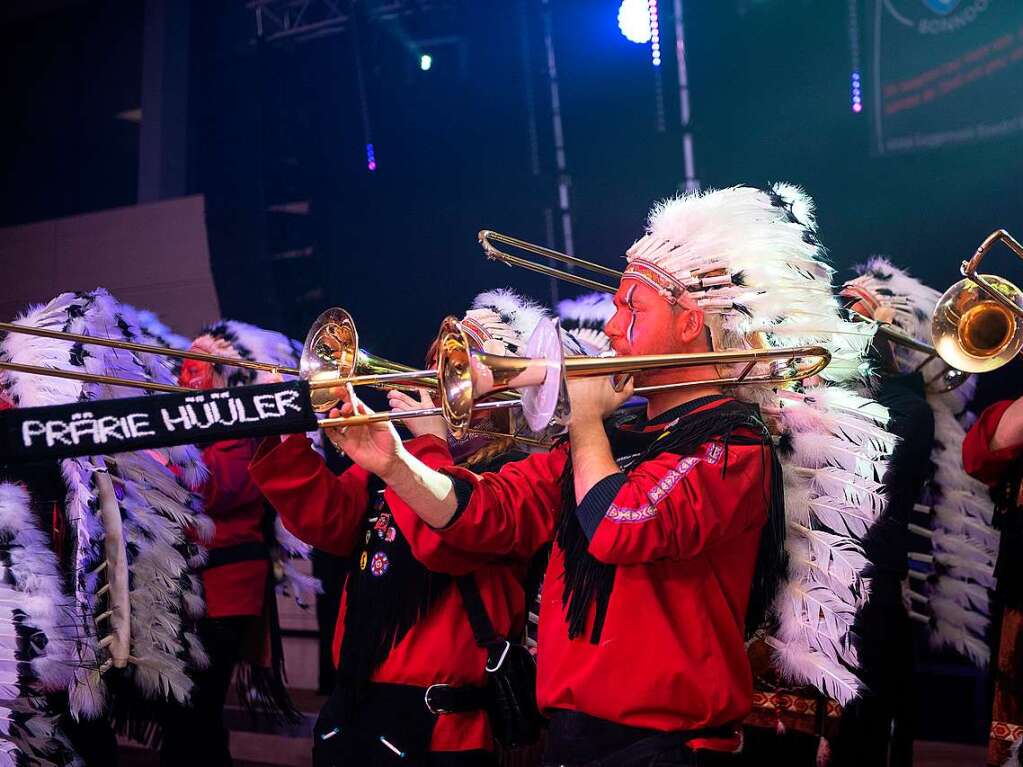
[542,711,735,767]
[830,601,915,767]
[425,752,497,767]
[161,616,256,767]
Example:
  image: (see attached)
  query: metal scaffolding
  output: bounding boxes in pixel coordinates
[247,0,455,43]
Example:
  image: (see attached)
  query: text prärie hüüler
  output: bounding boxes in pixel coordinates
[21,388,305,449]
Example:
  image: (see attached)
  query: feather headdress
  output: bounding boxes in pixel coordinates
[188,319,304,388]
[124,306,191,352]
[846,260,996,665]
[461,289,550,356]
[626,184,873,385]
[557,292,614,355]
[842,256,976,412]
[0,289,211,721]
[188,320,321,607]
[762,385,898,704]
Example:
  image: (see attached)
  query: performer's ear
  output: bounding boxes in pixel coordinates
[672,299,707,346]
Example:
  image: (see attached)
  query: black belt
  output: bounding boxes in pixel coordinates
[545,710,736,767]
[204,541,271,570]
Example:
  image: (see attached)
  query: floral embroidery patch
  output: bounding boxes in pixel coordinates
[370,552,389,576]
[604,454,703,523]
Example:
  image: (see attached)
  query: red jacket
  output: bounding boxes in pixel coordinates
[200,439,270,618]
[437,398,770,748]
[963,400,1023,486]
[249,434,526,753]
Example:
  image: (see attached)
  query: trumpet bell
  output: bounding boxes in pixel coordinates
[301,308,360,412]
[932,274,1023,373]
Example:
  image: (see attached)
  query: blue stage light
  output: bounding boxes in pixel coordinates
[618,0,651,45]
[420,54,432,71]
[366,143,377,172]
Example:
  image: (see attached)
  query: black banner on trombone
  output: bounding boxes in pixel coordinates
[0,380,319,463]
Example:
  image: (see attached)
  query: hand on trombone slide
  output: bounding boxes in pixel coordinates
[388,388,447,441]
[323,384,406,478]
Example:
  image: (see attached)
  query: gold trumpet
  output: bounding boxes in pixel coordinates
[932,230,1023,373]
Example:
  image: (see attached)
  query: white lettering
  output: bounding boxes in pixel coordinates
[70,413,99,444]
[96,415,125,444]
[253,394,280,419]
[185,403,215,429]
[229,398,262,424]
[275,389,303,414]
[209,397,238,427]
[127,413,155,438]
[46,421,73,447]
[161,407,191,432]
[21,420,46,447]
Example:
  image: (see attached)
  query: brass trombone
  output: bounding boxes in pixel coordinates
[479,229,834,390]
[841,317,971,393]
[0,309,441,402]
[0,319,301,382]
[0,308,829,440]
[480,230,621,293]
[321,314,832,436]
[932,230,1023,373]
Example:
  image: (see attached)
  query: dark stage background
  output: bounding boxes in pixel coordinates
[1,0,1021,748]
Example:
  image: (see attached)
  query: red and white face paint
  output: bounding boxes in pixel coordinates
[605,280,689,358]
[179,359,218,391]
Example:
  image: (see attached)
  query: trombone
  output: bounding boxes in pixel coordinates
[319,313,832,436]
[0,309,440,402]
[844,318,971,393]
[0,306,829,440]
[932,229,1023,373]
[479,229,834,390]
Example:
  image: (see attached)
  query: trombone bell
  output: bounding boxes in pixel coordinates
[435,316,560,437]
[301,307,438,412]
[932,274,1023,373]
[301,308,360,412]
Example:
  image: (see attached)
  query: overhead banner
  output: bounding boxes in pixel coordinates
[868,0,1023,153]
[0,380,319,463]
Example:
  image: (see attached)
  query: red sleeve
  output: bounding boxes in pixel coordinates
[963,400,1023,486]
[386,436,505,575]
[435,445,568,559]
[249,433,370,556]
[201,439,263,516]
[585,440,770,565]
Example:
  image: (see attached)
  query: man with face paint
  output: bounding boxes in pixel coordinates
[332,185,850,766]
[162,321,306,767]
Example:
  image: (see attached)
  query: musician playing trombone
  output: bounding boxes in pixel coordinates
[250,291,550,767]
[331,185,841,766]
